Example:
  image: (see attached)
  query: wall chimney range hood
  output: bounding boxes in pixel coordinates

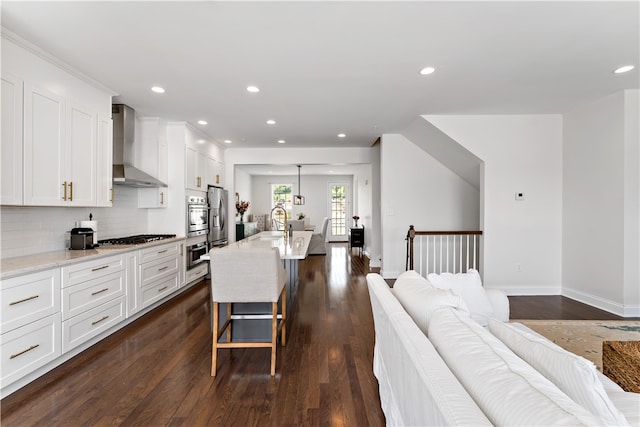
[111,104,167,188]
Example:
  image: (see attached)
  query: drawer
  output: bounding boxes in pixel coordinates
[142,274,179,308]
[62,270,125,321]
[185,263,208,284]
[1,313,61,387]
[140,256,179,288]
[61,254,125,288]
[62,297,125,353]
[139,242,179,264]
[1,269,61,334]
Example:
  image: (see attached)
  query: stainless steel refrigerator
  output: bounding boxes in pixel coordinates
[207,186,228,247]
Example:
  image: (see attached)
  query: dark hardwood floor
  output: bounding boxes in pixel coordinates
[1,243,629,426]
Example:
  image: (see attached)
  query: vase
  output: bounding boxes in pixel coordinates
[354,220,358,227]
[240,213,244,222]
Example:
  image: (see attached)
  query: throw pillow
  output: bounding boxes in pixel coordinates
[488,319,629,426]
[392,272,468,336]
[427,269,494,326]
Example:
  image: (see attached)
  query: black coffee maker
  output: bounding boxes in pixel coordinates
[70,227,95,250]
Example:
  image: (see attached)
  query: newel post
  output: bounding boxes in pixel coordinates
[407,225,415,270]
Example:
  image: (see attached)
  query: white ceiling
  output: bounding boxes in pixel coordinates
[2,1,638,150]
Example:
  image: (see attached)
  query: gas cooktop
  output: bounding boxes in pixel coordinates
[97,234,176,246]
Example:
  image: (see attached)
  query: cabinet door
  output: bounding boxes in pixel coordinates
[206,156,217,188]
[185,145,198,190]
[23,83,66,206]
[1,73,24,205]
[66,102,97,206]
[97,115,113,207]
[196,151,207,189]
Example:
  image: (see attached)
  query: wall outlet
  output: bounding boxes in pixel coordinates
[515,192,525,201]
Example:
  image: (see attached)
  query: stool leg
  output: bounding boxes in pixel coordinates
[211,302,219,377]
[271,301,277,376]
[226,302,232,342]
[281,288,287,346]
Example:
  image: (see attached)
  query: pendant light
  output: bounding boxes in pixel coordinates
[293,165,305,205]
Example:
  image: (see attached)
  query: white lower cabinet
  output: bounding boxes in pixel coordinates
[1,313,61,387]
[139,241,181,309]
[185,263,208,285]
[62,297,125,352]
[0,268,61,388]
[61,254,126,352]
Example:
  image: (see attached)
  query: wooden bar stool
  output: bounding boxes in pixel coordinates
[209,246,287,377]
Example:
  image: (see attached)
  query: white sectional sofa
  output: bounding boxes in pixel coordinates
[366,271,640,426]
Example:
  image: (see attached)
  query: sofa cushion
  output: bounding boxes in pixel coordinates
[427,269,494,325]
[428,308,604,426]
[392,270,468,335]
[488,319,629,426]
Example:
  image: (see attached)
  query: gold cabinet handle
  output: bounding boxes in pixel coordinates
[91,315,109,326]
[91,265,109,272]
[62,181,67,201]
[10,344,40,359]
[158,249,168,254]
[9,295,39,305]
[158,266,168,272]
[158,286,168,292]
[160,191,164,205]
[91,288,109,296]
[69,181,73,201]
[216,174,220,184]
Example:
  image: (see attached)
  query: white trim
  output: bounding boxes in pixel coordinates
[562,286,637,318]
[1,27,118,96]
[498,286,561,296]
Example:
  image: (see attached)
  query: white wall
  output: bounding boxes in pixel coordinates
[423,115,563,294]
[234,168,252,221]
[380,134,480,278]
[563,90,640,316]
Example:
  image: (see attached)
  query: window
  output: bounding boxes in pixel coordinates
[271,183,292,213]
[330,183,347,238]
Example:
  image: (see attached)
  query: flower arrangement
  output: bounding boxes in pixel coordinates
[236,200,250,216]
[297,212,305,220]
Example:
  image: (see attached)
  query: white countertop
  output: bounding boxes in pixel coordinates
[0,237,187,280]
[205,230,313,260]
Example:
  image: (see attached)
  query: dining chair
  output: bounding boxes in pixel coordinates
[209,246,287,376]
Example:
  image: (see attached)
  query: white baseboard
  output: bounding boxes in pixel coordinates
[562,287,639,317]
[499,286,561,296]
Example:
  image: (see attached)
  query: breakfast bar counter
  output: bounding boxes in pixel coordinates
[204,230,313,342]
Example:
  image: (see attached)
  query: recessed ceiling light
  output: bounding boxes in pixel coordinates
[151,86,165,93]
[224,140,232,144]
[419,67,435,75]
[277,140,286,144]
[338,133,346,138]
[266,119,276,125]
[197,120,207,125]
[246,85,260,93]
[613,65,635,74]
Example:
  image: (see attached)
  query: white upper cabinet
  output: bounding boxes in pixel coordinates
[184,125,225,191]
[1,72,24,205]
[23,83,66,206]
[137,117,168,208]
[2,33,113,207]
[97,115,113,207]
[66,101,97,206]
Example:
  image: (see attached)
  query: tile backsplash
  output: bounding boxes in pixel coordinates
[1,187,148,259]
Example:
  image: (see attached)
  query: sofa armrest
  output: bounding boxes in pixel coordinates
[485,288,510,322]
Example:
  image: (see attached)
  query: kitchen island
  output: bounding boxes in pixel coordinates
[204,230,313,342]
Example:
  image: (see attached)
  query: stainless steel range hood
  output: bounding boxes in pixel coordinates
[112,104,167,188]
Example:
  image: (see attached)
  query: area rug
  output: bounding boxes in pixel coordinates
[511,320,640,371]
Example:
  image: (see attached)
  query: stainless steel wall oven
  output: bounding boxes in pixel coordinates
[187,196,209,237]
